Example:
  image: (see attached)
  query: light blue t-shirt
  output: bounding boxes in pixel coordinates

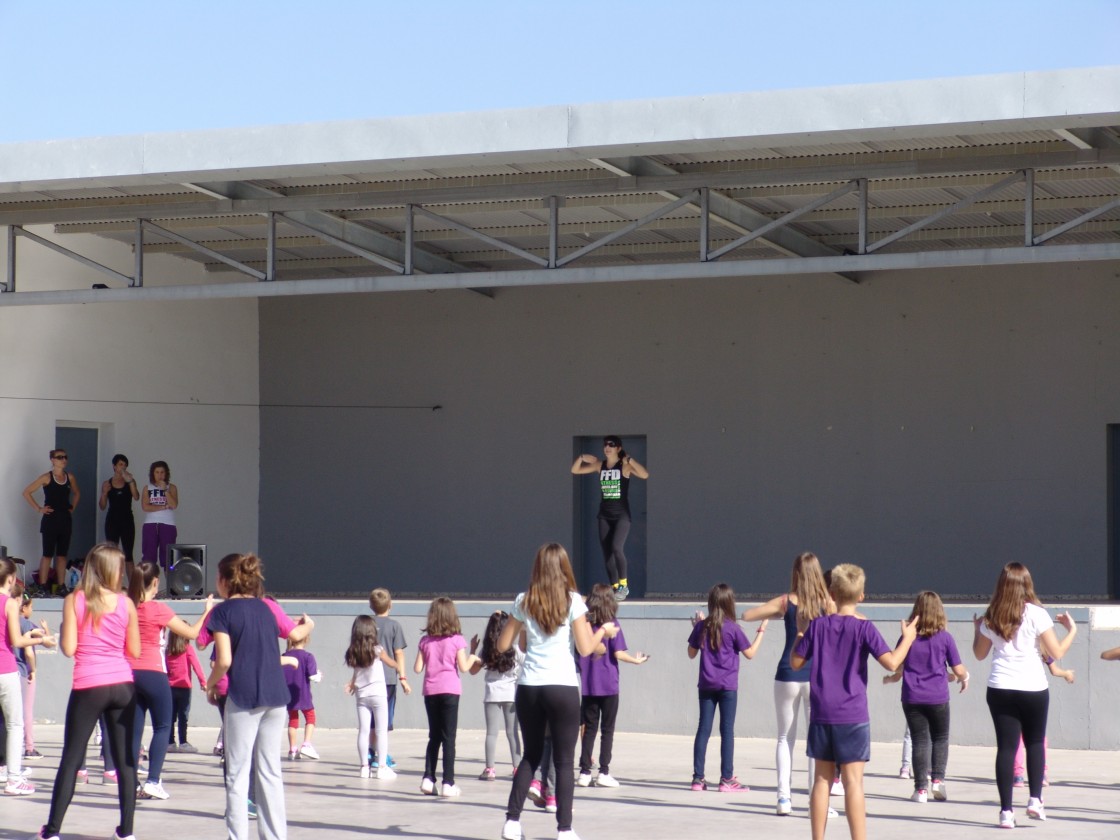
[512,591,588,687]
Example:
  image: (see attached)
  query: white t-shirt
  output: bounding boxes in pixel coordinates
[352,646,388,699]
[979,602,1055,691]
[512,591,588,687]
[484,647,525,703]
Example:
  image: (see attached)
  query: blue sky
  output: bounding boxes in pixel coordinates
[1,0,1117,143]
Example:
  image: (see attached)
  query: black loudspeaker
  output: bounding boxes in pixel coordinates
[167,544,206,599]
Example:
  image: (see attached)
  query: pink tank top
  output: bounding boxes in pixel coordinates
[0,593,16,674]
[73,591,134,690]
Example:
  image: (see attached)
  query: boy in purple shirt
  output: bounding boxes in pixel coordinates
[792,564,916,840]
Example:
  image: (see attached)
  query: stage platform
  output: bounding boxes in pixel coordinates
[5,725,1119,839]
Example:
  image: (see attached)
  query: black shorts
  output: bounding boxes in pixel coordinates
[40,513,72,558]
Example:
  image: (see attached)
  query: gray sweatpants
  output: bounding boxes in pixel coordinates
[224,700,287,840]
[484,701,521,769]
[355,693,388,767]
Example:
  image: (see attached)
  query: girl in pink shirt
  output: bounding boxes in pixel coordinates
[126,562,212,801]
[33,544,140,840]
[166,631,206,752]
[414,597,480,797]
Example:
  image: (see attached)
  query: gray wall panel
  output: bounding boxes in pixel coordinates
[259,263,1120,598]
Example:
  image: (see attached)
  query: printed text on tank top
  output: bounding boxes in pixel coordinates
[598,459,630,519]
[147,486,168,507]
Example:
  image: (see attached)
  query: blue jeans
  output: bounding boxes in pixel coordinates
[693,688,737,781]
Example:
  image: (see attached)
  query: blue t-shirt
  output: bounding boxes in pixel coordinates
[207,597,288,710]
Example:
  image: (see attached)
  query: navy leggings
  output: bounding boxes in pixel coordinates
[132,669,172,783]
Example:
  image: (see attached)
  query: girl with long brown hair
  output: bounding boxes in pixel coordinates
[497,543,618,840]
[742,552,831,814]
[973,562,1076,829]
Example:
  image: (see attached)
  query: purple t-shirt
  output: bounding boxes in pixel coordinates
[283,648,318,711]
[419,633,466,696]
[794,614,889,724]
[578,622,628,696]
[688,619,751,691]
[900,630,961,705]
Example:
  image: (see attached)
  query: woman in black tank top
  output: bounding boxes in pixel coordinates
[100,453,139,575]
[21,448,81,595]
[570,435,649,601]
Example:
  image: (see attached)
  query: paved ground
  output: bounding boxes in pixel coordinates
[3,726,1119,839]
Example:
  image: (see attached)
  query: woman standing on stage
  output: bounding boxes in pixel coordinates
[22,449,80,596]
[571,435,648,601]
[100,454,139,579]
[141,461,178,571]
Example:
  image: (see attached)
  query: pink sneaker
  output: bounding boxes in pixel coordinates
[527,779,544,807]
[690,778,708,791]
[718,777,749,792]
[545,795,557,813]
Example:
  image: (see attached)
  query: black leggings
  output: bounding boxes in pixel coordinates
[507,684,581,831]
[580,694,619,775]
[423,694,460,785]
[46,682,138,838]
[171,686,192,744]
[104,515,135,566]
[986,686,1049,809]
[598,516,630,585]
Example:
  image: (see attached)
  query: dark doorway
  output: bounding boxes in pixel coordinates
[56,426,99,565]
[572,435,648,598]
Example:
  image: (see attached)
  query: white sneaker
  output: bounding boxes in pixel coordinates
[930,779,947,801]
[910,789,928,803]
[595,773,620,787]
[420,777,436,795]
[999,809,1016,829]
[1027,797,1046,821]
[359,765,371,779]
[501,820,523,840]
[899,763,913,779]
[4,777,35,796]
[440,782,461,797]
[376,765,398,781]
[299,743,320,760]
[577,772,593,787]
[776,796,792,815]
[140,780,170,800]
[557,831,582,840]
[827,807,840,818]
[830,779,844,796]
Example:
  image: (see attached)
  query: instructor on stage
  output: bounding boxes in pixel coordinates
[571,435,648,601]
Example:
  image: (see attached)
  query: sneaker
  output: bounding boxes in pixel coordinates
[23,750,43,761]
[441,783,462,797]
[776,796,792,815]
[1027,797,1046,821]
[615,584,630,601]
[385,754,397,769]
[112,833,137,840]
[1042,774,1050,788]
[931,779,947,801]
[287,750,300,761]
[167,743,178,753]
[30,831,60,840]
[718,777,748,792]
[999,809,1016,829]
[595,773,620,787]
[213,743,224,757]
[577,772,593,787]
[299,743,319,760]
[480,767,498,781]
[830,778,844,795]
[910,789,928,803]
[247,799,258,819]
[360,765,372,779]
[5,777,35,795]
[367,748,376,769]
[690,777,708,791]
[501,820,523,840]
[828,807,840,818]
[420,777,436,795]
[140,780,170,800]
[76,769,89,783]
[899,763,913,779]
[376,765,397,781]
[544,794,557,812]
[177,743,198,754]
[1012,774,1026,788]
[104,769,119,784]
[557,832,582,840]
[527,779,544,806]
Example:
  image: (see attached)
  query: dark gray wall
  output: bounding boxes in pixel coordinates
[259,262,1120,598]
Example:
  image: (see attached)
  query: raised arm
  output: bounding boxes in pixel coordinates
[572,615,617,657]
[1039,611,1076,661]
[876,616,919,672]
[741,620,768,659]
[623,456,649,480]
[615,649,650,665]
[457,646,481,673]
[743,594,786,623]
[1102,645,1120,661]
[166,595,215,641]
[571,454,601,475]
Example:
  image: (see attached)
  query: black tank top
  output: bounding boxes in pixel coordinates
[106,479,134,520]
[598,459,630,519]
[43,471,72,517]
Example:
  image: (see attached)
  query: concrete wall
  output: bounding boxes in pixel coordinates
[22,601,1120,750]
[257,261,1120,598]
[0,227,261,569]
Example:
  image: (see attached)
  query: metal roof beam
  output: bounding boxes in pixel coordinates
[3,242,1119,307]
[5,148,1118,227]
